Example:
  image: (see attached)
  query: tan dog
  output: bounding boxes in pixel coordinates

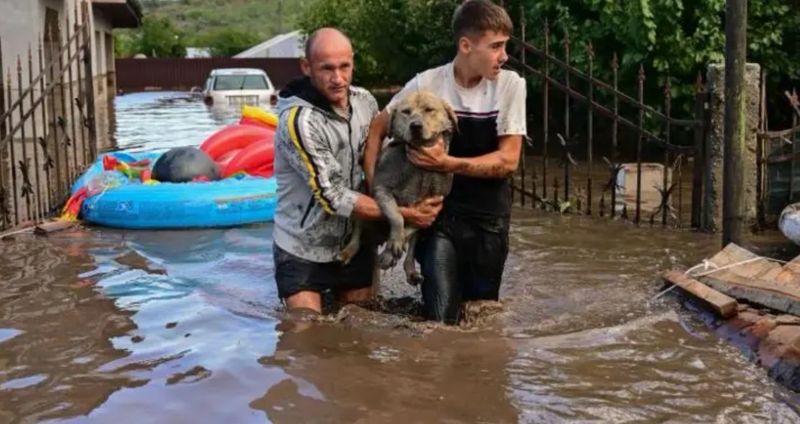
[341,91,457,285]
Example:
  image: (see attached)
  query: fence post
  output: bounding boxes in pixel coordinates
[586,43,594,215]
[635,65,645,224]
[0,38,5,141]
[81,2,97,162]
[704,62,761,233]
[542,20,549,202]
[692,74,706,229]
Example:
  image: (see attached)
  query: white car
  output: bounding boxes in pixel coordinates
[202,68,277,109]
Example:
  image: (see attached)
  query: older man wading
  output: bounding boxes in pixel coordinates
[271,28,443,314]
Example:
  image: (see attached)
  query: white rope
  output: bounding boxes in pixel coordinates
[652,254,790,301]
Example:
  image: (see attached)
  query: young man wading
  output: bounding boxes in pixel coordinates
[365,0,528,324]
[272,28,442,314]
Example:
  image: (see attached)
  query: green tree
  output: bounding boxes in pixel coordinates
[138,16,187,58]
[113,31,137,58]
[200,28,261,57]
[297,0,458,87]
[297,0,799,123]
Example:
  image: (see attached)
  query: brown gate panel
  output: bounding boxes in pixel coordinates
[115,58,302,92]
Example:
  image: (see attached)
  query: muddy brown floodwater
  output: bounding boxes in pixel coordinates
[1,92,799,423]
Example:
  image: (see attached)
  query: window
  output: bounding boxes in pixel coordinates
[213,75,269,91]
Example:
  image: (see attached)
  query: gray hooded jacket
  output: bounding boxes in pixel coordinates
[273,77,378,262]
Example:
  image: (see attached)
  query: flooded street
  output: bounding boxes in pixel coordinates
[1,92,799,423]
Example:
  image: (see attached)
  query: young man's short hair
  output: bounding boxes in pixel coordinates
[452,0,513,41]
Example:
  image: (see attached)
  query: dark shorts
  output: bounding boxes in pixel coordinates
[273,242,375,299]
[415,211,510,323]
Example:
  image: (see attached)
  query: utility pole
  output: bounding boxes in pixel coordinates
[722,0,747,246]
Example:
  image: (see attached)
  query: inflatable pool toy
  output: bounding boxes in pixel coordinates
[200,106,276,178]
[64,151,277,229]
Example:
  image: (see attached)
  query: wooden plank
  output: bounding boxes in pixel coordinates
[707,243,782,279]
[33,220,76,235]
[663,270,738,318]
[703,274,800,316]
[783,254,800,274]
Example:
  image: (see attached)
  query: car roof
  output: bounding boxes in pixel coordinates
[209,68,268,76]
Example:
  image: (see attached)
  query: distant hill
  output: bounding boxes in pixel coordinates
[138,0,308,43]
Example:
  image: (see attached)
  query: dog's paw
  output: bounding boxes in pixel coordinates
[338,250,353,265]
[338,245,359,265]
[379,249,397,269]
[406,271,424,286]
[389,238,405,257]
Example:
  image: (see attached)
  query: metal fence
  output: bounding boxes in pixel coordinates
[115,58,302,92]
[506,13,709,228]
[758,86,800,226]
[0,2,96,231]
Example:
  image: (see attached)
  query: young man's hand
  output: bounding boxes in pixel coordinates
[406,137,454,172]
[400,196,444,228]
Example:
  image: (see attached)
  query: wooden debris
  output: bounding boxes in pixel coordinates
[33,220,76,235]
[695,243,800,315]
[663,270,738,318]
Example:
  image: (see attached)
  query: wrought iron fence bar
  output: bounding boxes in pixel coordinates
[46,33,64,204]
[80,0,97,163]
[56,24,74,185]
[75,21,88,167]
[7,70,19,224]
[793,102,799,203]
[0,45,85,149]
[586,43,594,215]
[611,53,619,218]
[758,126,800,139]
[0,38,5,141]
[0,24,83,126]
[66,14,80,178]
[37,39,53,211]
[542,21,550,202]
[512,37,701,128]
[16,57,32,222]
[27,47,43,220]
[563,30,571,203]
[635,66,645,224]
[691,75,706,228]
[507,57,694,153]
[662,77,672,226]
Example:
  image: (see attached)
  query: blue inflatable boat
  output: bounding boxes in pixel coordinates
[70,151,277,229]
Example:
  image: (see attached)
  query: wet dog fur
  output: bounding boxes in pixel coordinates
[340,91,457,285]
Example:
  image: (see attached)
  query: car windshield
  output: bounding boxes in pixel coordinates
[213,74,269,90]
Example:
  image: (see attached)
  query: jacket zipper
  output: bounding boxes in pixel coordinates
[343,114,355,238]
[299,196,314,229]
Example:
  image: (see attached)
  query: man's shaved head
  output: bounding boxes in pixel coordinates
[304,28,353,62]
[301,27,355,109]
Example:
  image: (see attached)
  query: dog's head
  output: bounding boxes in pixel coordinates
[389,91,458,149]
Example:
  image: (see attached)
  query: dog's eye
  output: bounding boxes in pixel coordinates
[401,109,411,115]
[423,107,434,113]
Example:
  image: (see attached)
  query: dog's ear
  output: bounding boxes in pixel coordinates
[442,99,458,133]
